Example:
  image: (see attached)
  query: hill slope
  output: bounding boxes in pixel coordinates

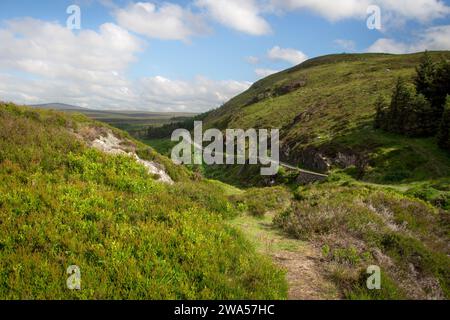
[202,52,450,186]
[30,103,88,111]
[0,103,286,299]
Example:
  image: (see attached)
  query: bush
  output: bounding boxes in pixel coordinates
[274,183,450,299]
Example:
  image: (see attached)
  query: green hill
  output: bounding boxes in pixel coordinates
[2,52,449,300]
[0,102,286,299]
[201,52,450,187]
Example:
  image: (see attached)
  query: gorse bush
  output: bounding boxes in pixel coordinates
[0,103,287,299]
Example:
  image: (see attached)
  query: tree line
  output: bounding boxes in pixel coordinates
[374,52,450,151]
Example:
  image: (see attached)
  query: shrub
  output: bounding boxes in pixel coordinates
[274,183,450,299]
[0,103,287,299]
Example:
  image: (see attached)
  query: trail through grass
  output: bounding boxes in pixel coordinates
[229,213,339,300]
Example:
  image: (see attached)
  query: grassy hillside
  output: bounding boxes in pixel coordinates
[29,104,197,137]
[74,110,196,134]
[275,177,449,299]
[0,103,286,299]
[202,52,450,186]
[161,52,449,299]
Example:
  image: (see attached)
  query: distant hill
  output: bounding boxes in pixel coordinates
[29,103,198,134]
[30,103,89,111]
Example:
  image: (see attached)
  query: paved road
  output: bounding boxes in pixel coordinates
[191,141,329,178]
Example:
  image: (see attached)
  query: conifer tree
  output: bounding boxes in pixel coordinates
[437,96,450,151]
[415,51,436,101]
[432,60,450,117]
[404,93,434,137]
[374,95,389,130]
[389,78,414,134]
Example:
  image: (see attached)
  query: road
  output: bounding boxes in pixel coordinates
[190,141,329,178]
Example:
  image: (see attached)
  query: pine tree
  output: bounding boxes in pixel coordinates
[404,93,434,137]
[431,60,450,117]
[415,51,436,101]
[374,95,389,130]
[437,96,450,151]
[389,78,414,134]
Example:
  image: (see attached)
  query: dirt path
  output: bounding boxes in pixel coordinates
[230,213,339,300]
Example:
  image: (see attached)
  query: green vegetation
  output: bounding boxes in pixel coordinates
[438,97,450,151]
[230,187,292,217]
[375,52,450,145]
[198,52,450,186]
[36,107,197,138]
[2,52,449,301]
[179,53,449,300]
[141,138,178,157]
[274,177,449,300]
[0,103,287,299]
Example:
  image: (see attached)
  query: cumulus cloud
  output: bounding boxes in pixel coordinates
[246,56,260,64]
[138,76,251,112]
[268,46,308,65]
[0,18,142,108]
[269,0,450,23]
[115,2,209,41]
[367,25,450,53]
[255,68,280,78]
[0,18,250,112]
[195,0,272,35]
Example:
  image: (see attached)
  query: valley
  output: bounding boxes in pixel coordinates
[1,52,449,300]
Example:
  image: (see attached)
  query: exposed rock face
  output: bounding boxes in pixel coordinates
[90,131,174,185]
[282,145,360,174]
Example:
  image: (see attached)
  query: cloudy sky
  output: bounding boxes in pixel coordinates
[0,0,450,112]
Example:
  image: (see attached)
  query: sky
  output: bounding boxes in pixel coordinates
[0,0,450,112]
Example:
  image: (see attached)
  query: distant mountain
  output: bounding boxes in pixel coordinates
[30,103,88,111]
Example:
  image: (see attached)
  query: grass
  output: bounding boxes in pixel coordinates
[65,109,196,133]
[141,138,178,157]
[201,52,450,186]
[230,214,302,253]
[0,102,287,300]
[274,178,449,300]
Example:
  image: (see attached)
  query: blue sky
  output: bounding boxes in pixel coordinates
[0,0,450,111]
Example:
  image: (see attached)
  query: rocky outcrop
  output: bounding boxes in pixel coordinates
[282,144,361,174]
[89,131,174,185]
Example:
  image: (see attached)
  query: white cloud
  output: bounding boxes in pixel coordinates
[246,56,260,64]
[269,0,450,23]
[269,0,368,21]
[115,2,208,41]
[195,0,272,35]
[0,18,142,109]
[334,39,356,51]
[367,39,410,54]
[138,76,251,112]
[367,25,450,53]
[268,46,308,65]
[0,18,250,112]
[255,68,279,78]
